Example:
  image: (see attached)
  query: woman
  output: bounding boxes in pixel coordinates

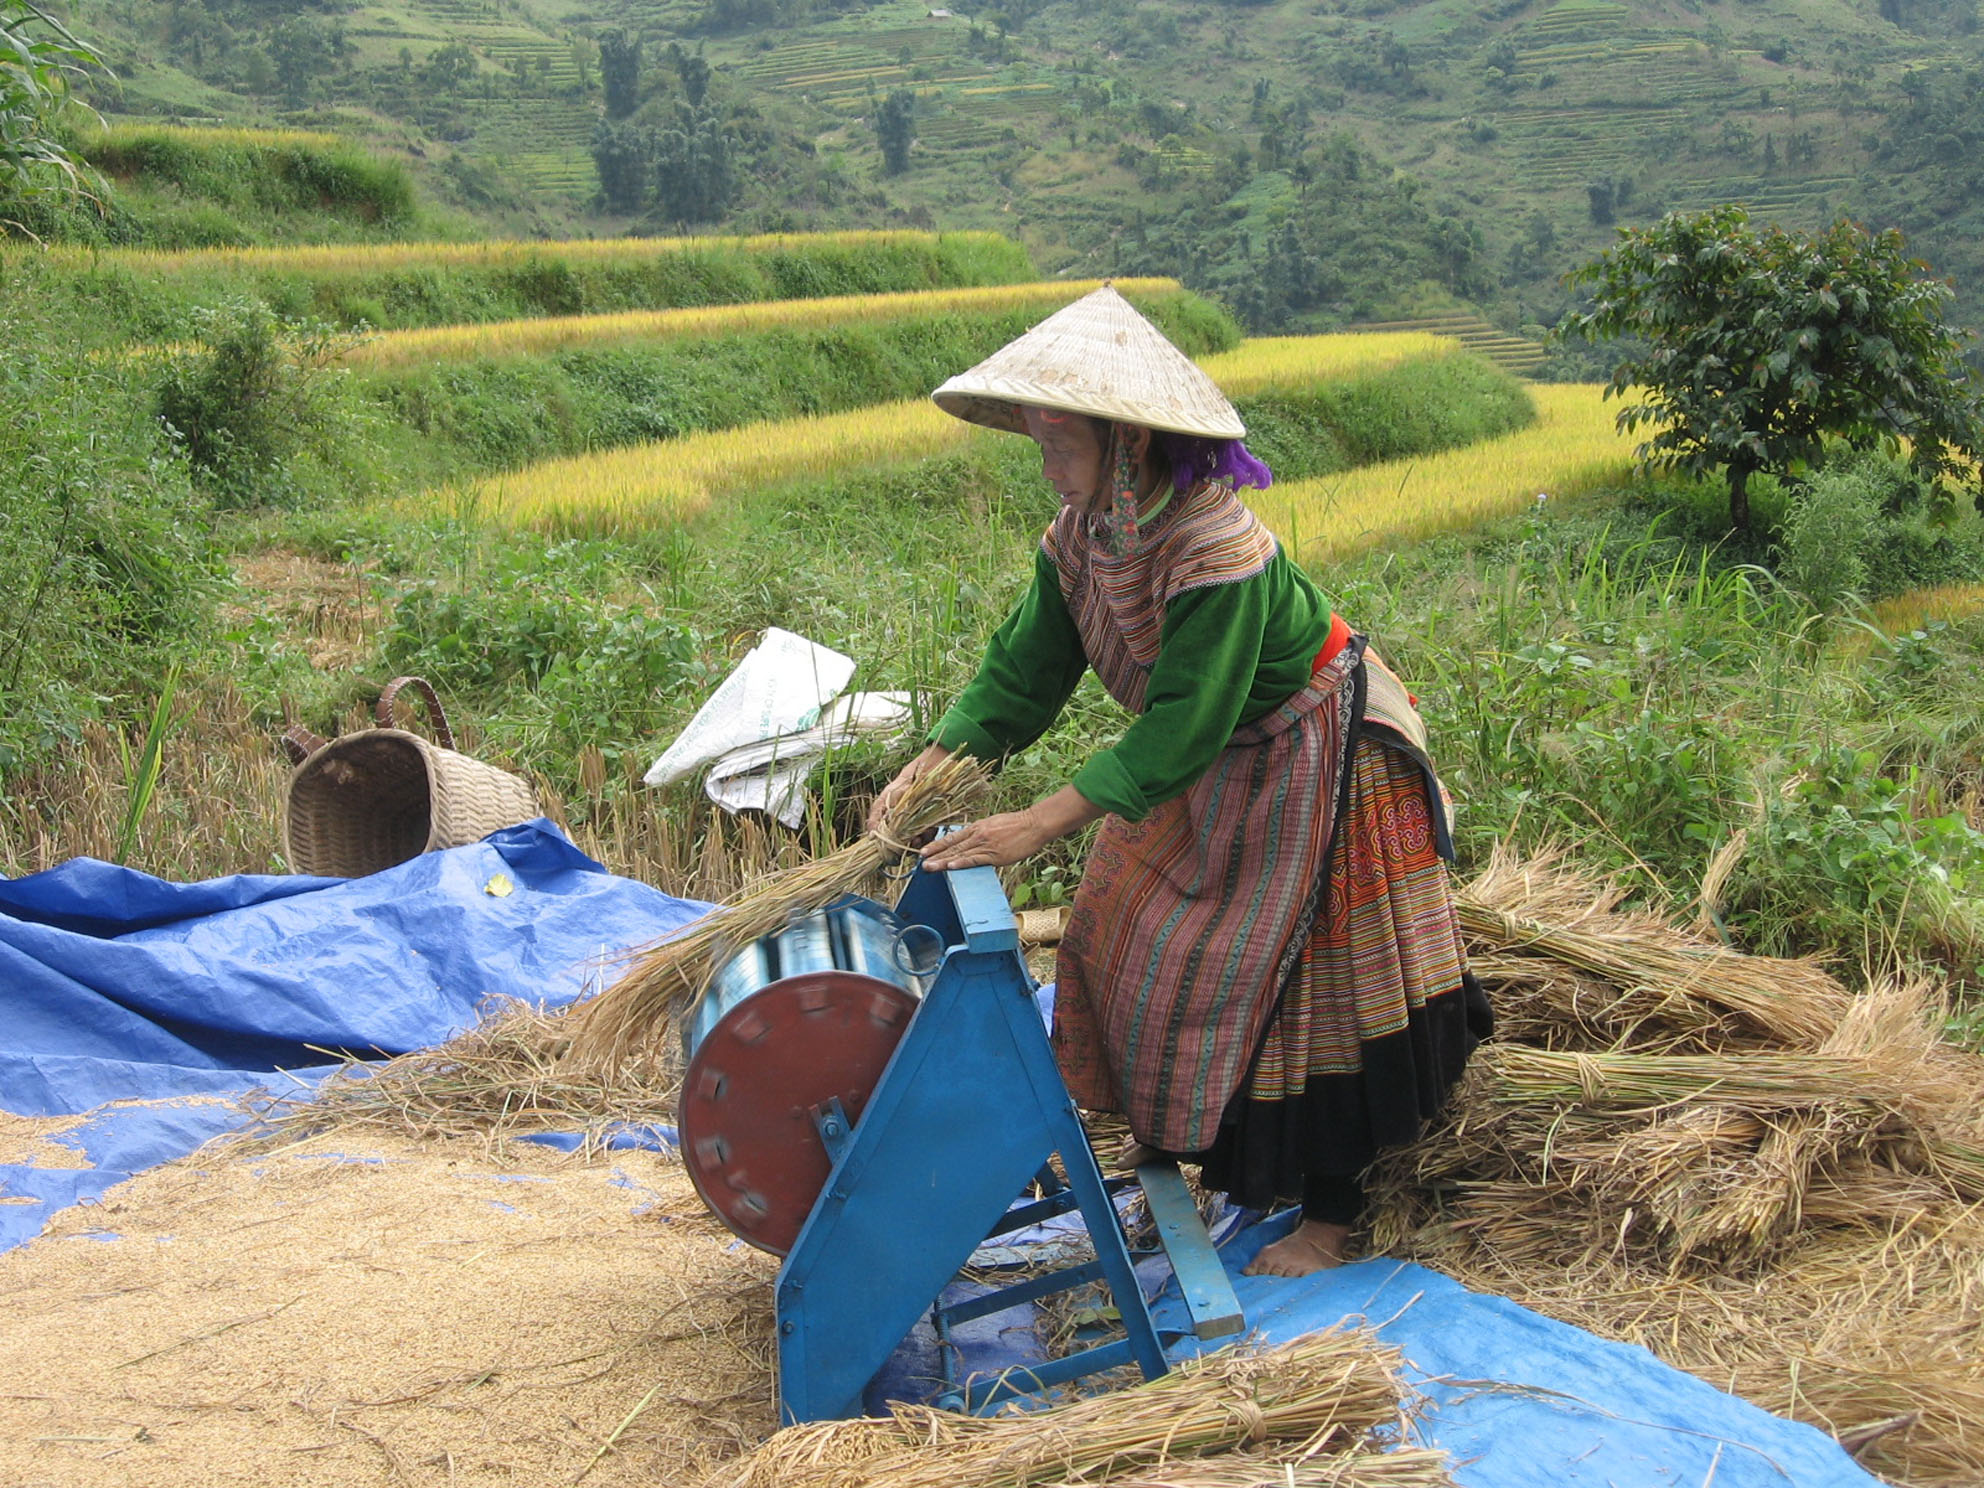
[872,286,1490,1277]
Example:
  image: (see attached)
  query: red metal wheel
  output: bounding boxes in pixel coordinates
[679,971,920,1254]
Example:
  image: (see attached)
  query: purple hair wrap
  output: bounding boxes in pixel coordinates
[1158,433,1274,493]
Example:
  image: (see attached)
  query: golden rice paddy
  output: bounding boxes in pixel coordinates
[343,278,1181,368]
[35,228,1020,279]
[1867,581,1984,636]
[1199,331,1457,394]
[1253,383,1636,563]
[447,397,966,534]
[444,330,1479,534]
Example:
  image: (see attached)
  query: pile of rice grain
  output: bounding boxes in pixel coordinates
[0,1132,775,1488]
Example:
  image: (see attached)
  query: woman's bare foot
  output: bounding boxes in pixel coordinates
[1114,1139,1165,1170]
[1244,1219,1352,1277]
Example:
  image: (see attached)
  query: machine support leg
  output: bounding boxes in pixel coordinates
[1135,1158,1244,1340]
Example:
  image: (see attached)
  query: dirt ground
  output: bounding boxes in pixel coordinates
[0,1132,777,1488]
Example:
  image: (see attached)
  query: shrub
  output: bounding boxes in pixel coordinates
[1778,452,1984,610]
[1778,463,1879,612]
[154,298,374,507]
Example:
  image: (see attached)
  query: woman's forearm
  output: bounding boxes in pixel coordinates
[1026,783,1108,840]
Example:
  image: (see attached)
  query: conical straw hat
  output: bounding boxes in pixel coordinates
[932,283,1245,439]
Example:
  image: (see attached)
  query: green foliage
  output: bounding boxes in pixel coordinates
[1565,206,1984,531]
[599,28,642,120]
[652,105,738,225]
[0,0,106,225]
[1777,463,1881,613]
[155,298,376,508]
[1322,496,1984,979]
[115,663,181,865]
[0,268,216,781]
[1736,745,1984,970]
[1116,133,1497,330]
[382,550,709,756]
[590,119,650,214]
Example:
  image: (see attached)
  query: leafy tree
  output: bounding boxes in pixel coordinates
[666,41,711,107]
[653,106,735,224]
[599,27,641,119]
[590,118,651,212]
[421,40,477,90]
[875,86,914,175]
[1565,206,1984,530]
[268,15,334,107]
[1586,178,1615,225]
[1,0,107,222]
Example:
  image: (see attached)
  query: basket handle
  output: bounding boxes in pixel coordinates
[376,676,456,751]
[282,724,330,766]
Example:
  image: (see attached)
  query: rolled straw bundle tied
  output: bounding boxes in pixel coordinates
[563,753,994,1076]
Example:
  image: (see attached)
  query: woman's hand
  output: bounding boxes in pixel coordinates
[868,743,952,833]
[918,785,1108,873]
[918,808,1060,872]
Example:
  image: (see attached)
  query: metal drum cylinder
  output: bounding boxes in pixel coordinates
[680,900,944,1254]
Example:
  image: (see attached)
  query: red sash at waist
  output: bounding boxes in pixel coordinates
[1312,612,1353,673]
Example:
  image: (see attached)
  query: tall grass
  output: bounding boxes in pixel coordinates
[342,278,1182,368]
[74,124,417,227]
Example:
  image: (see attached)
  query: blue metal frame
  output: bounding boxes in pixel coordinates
[773,864,1170,1424]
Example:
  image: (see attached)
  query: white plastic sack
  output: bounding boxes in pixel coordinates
[706,691,915,828]
[643,627,855,789]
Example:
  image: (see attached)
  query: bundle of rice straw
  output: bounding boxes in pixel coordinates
[1361,843,1984,1487]
[565,753,992,1076]
[696,1330,1454,1488]
[1455,847,1851,1051]
[242,1001,683,1154]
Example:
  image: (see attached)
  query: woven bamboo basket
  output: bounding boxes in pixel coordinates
[283,677,539,878]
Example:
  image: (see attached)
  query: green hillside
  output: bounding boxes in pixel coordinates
[55,0,1984,348]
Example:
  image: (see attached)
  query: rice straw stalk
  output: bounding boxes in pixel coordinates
[564,753,992,1076]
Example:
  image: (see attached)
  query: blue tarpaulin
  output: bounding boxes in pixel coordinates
[0,820,706,1251]
[0,832,1881,1486]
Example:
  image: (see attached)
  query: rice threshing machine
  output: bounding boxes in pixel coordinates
[677,861,1244,1424]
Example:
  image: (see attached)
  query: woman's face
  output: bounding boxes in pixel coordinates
[1022,408,1111,517]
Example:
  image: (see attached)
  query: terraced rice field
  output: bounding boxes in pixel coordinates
[454,396,968,534]
[442,325,1543,536]
[1253,383,1635,565]
[56,228,1021,280]
[1343,312,1544,376]
[1524,0,1633,37]
[342,277,1181,367]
